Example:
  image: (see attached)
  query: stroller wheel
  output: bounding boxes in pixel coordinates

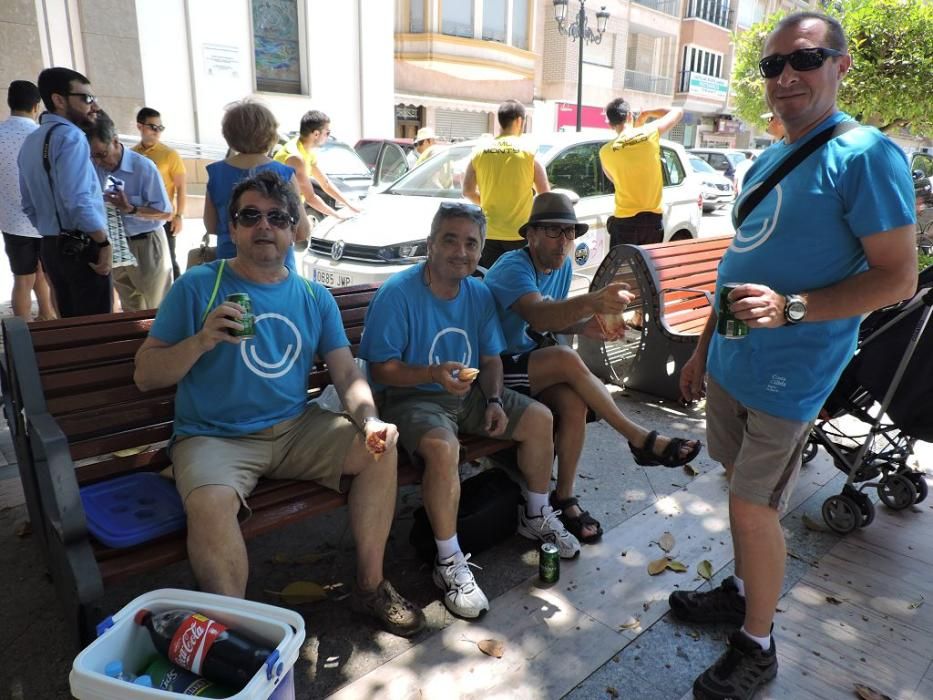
[801,435,819,464]
[858,498,875,528]
[878,475,918,510]
[822,494,861,534]
[905,472,929,504]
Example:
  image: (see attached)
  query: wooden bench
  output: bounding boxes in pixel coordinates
[578,235,732,401]
[1,284,518,646]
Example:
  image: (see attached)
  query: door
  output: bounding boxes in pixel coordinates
[373,142,410,188]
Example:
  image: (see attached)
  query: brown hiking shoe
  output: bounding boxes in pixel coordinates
[351,579,426,637]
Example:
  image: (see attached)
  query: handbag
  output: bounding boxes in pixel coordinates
[409,467,521,563]
[186,233,217,269]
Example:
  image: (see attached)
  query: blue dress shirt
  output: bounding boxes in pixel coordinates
[95,145,171,236]
[17,113,107,236]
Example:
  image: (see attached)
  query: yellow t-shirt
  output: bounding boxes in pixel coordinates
[470,135,536,242]
[132,141,185,213]
[599,128,663,218]
[273,135,318,173]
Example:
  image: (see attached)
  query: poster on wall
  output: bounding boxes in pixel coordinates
[203,44,241,80]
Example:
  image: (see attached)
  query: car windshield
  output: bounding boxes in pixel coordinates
[385,145,474,197]
[316,142,371,177]
[724,152,745,167]
[689,157,717,174]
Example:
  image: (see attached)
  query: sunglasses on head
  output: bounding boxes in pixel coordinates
[140,122,166,132]
[233,207,296,229]
[438,201,483,215]
[537,224,577,240]
[758,47,843,79]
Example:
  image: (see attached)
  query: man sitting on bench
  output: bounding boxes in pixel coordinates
[483,192,702,544]
[359,201,580,620]
[133,171,425,638]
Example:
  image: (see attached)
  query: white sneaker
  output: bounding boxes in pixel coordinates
[517,504,581,559]
[432,551,490,619]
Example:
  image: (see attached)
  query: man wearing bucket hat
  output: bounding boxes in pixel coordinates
[484,192,702,543]
[409,126,439,168]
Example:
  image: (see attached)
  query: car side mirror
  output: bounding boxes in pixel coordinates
[551,188,580,205]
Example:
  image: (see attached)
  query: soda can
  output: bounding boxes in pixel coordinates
[717,283,748,340]
[539,542,560,585]
[225,293,255,339]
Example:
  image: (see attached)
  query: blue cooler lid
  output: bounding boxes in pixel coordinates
[80,472,186,548]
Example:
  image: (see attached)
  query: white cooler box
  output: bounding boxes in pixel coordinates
[70,588,305,699]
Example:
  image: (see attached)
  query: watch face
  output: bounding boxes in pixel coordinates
[787,300,806,321]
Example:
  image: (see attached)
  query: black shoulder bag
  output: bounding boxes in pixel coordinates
[734,120,859,229]
[42,123,94,258]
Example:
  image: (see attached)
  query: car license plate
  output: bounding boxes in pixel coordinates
[312,268,353,287]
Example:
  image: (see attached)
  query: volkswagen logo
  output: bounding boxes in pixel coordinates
[331,240,346,261]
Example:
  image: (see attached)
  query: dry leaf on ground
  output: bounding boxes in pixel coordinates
[266,581,328,604]
[854,683,893,700]
[908,596,925,610]
[659,532,675,553]
[697,560,713,581]
[606,687,620,698]
[619,616,641,630]
[683,464,699,476]
[826,595,844,605]
[801,514,828,532]
[667,560,688,573]
[648,558,669,575]
[477,639,505,658]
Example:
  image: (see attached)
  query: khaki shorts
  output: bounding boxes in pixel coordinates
[378,384,533,458]
[706,376,813,511]
[169,404,360,517]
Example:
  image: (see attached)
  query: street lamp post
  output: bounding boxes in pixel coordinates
[553,0,609,132]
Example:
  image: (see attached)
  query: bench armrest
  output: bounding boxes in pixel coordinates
[659,286,715,307]
[27,412,88,545]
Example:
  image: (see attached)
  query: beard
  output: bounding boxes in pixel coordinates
[65,104,97,129]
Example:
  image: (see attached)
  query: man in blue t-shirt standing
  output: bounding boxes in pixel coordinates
[484,192,701,545]
[134,171,424,638]
[671,12,917,700]
[359,201,580,620]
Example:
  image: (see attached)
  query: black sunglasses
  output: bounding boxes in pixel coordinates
[140,122,166,132]
[438,201,483,215]
[758,47,843,79]
[233,207,296,229]
[66,92,97,104]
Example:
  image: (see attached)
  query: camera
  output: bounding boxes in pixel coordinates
[58,230,90,258]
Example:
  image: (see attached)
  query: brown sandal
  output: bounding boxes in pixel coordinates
[549,493,603,544]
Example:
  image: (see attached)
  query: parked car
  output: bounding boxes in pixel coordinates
[354,138,414,187]
[688,147,747,183]
[687,156,735,213]
[302,132,702,295]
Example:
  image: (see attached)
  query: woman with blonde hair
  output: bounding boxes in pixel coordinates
[203,100,309,268]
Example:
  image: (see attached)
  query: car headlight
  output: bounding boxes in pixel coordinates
[378,240,428,262]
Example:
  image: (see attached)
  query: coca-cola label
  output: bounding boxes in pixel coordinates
[167,613,227,675]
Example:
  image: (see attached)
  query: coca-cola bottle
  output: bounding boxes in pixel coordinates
[134,608,274,690]
[141,655,233,697]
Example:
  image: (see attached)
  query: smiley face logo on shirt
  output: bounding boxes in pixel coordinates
[427,327,472,368]
[240,312,303,379]
[730,182,784,254]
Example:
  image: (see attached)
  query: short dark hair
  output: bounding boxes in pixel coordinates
[229,170,301,228]
[299,110,330,137]
[7,81,40,112]
[428,202,487,243]
[221,100,279,154]
[83,109,117,144]
[497,100,525,129]
[136,107,160,123]
[605,98,631,126]
[770,11,847,53]
[37,67,90,112]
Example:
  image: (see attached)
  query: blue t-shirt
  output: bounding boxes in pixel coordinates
[150,260,348,437]
[359,262,506,392]
[484,247,572,354]
[709,112,915,421]
[206,160,297,268]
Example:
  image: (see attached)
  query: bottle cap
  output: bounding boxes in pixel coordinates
[133,609,151,625]
[104,660,123,678]
[134,675,153,687]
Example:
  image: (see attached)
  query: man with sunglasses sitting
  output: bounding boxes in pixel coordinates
[484,192,702,544]
[134,170,425,638]
[360,200,580,620]
[674,12,917,700]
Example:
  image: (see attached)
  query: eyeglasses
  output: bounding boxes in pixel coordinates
[139,123,165,132]
[233,207,296,229]
[758,47,843,79]
[537,224,577,240]
[66,92,98,105]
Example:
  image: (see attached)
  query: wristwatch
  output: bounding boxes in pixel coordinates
[486,396,503,407]
[783,294,807,324]
[98,239,111,247]
[128,205,138,215]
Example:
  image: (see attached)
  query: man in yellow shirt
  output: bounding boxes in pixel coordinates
[463,100,549,269]
[599,99,682,247]
[274,110,360,220]
[132,107,186,279]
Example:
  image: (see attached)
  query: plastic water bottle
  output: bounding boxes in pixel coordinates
[103,659,135,682]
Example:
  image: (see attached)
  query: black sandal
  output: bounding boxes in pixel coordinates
[628,430,702,468]
[549,493,603,544]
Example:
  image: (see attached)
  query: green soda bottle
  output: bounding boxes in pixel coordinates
[141,655,235,697]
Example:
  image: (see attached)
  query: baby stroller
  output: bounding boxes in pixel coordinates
[806,267,933,534]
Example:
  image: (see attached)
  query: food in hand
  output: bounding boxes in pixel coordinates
[595,313,627,341]
[366,428,388,460]
[456,367,480,382]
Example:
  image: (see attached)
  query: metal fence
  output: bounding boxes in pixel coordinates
[624,70,673,95]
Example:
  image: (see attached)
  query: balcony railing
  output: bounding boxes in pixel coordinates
[624,69,673,95]
[632,0,680,17]
[684,7,734,29]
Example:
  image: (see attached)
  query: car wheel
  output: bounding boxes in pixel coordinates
[670,230,693,241]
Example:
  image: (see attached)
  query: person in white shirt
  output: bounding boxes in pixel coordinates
[0,80,56,319]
